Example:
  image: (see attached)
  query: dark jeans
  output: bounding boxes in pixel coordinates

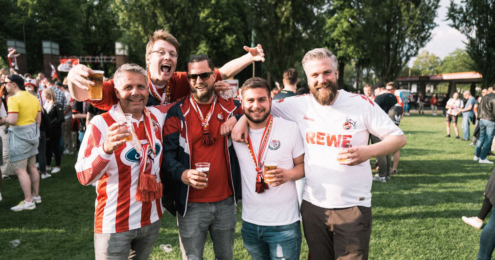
[36,131,46,173]
[478,209,495,260]
[371,135,390,177]
[301,200,372,260]
[46,127,62,167]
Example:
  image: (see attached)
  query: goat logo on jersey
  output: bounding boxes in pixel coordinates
[152,119,160,133]
[343,117,356,130]
[268,140,281,150]
[125,143,162,163]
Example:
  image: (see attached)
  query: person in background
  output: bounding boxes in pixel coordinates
[417,93,425,114]
[42,88,64,174]
[2,74,41,211]
[459,91,476,141]
[445,92,463,139]
[274,68,298,100]
[440,93,449,116]
[430,94,438,116]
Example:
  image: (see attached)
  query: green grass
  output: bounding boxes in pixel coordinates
[0,113,491,259]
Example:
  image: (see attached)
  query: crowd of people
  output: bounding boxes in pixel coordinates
[11,26,495,259]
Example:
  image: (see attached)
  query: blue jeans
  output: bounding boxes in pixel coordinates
[242,221,301,260]
[177,196,236,260]
[462,113,473,140]
[475,120,495,160]
[478,209,495,260]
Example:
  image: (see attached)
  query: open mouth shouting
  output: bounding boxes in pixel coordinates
[160,64,171,73]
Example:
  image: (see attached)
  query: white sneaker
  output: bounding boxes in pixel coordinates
[51,167,61,174]
[41,173,52,179]
[373,176,387,183]
[479,159,494,164]
[462,216,483,229]
[46,166,51,172]
[474,156,480,161]
[32,196,41,203]
[11,200,36,211]
[0,192,2,201]
[36,162,39,168]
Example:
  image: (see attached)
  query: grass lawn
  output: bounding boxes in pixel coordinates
[0,113,491,259]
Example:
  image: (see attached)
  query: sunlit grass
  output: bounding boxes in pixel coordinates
[0,113,490,259]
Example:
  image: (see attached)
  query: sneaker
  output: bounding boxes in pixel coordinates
[36,162,39,168]
[456,136,460,139]
[0,192,2,201]
[2,175,10,179]
[462,216,483,229]
[373,176,386,183]
[46,166,52,172]
[63,149,69,155]
[479,159,494,164]
[474,156,480,161]
[391,170,398,175]
[32,196,41,203]
[470,142,475,146]
[41,173,52,179]
[11,200,36,211]
[51,167,61,174]
[461,138,469,141]
[386,176,391,180]
[446,135,451,138]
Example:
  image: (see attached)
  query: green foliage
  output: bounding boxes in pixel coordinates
[437,49,475,74]
[411,50,441,76]
[447,0,495,87]
[360,0,440,82]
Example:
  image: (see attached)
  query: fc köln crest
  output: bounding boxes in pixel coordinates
[268,140,281,150]
[343,117,356,130]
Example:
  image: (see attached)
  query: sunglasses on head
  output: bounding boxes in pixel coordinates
[187,72,214,81]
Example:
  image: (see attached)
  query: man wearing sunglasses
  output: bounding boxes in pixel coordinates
[163,54,243,260]
[68,29,265,110]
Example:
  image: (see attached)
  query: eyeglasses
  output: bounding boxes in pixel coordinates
[151,49,178,59]
[187,72,214,81]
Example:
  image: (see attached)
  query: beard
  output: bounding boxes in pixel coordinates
[310,80,338,106]
[244,107,271,124]
[191,82,215,103]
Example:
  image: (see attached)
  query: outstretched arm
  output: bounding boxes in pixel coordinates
[218,44,265,79]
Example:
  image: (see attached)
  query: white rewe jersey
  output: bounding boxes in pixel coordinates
[272,90,403,208]
[76,104,170,234]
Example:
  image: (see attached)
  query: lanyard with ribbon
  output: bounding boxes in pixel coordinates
[116,104,161,202]
[246,115,273,194]
[190,95,217,145]
[147,70,171,104]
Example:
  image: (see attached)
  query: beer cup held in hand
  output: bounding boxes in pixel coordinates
[118,113,133,142]
[88,70,104,100]
[195,162,210,187]
[337,142,352,163]
[264,162,277,185]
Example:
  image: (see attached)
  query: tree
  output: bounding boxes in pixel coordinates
[360,0,440,82]
[436,49,474,73]
[411,50,441,76]
[447,0,495,86]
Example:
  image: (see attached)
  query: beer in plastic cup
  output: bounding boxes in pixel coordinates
[88,70,104,100]
[195,162,210,187]
[264,162,277,185]
[337,142,352,163]
[118,113,133,142]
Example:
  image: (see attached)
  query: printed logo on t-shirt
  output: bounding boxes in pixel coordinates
[268,140,281,150]
[343,117,356,130]
[303,116,315,122]
[124,143,162,163]
[306,131,352,148]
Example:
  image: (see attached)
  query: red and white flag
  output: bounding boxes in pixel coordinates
[50,63,58,80]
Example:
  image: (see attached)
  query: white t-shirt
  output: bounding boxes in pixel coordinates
[0,102,7,118]
[233,117,305,226]
[447,98,463,116]
[63,90,73,120]
[272,90,403,208]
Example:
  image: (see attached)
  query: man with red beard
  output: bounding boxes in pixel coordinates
[163,54,243,259]
[68,29,265,109]
[231,48,406,259]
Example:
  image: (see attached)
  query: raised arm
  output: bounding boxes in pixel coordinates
[218,44,265,79]
[67,64,94,101]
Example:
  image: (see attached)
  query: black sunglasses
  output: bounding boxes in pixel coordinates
[187,72,214,81]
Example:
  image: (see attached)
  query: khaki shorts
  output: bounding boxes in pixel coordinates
[11,155,36,170]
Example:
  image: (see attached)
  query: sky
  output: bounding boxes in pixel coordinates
[408,0,467,66]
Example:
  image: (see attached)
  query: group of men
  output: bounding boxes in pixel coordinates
[69,29,406,260]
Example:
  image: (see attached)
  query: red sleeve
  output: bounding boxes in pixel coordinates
[89,80,117,111]
[169,72,191,102]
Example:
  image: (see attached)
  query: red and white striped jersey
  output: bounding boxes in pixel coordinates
[75,104,171,234]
